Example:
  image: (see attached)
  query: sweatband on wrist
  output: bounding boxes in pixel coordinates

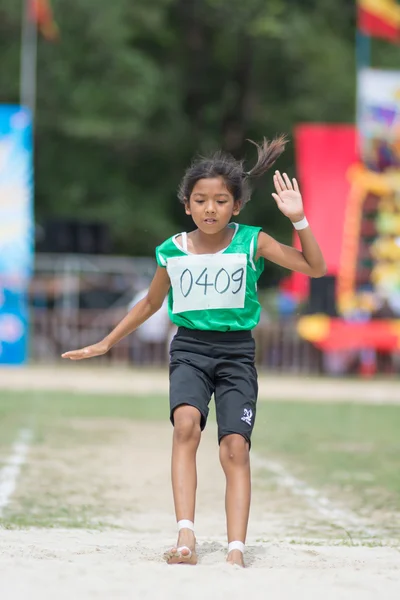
[292,216,309,231]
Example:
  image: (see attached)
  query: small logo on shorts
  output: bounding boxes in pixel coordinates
[241,408,253,426]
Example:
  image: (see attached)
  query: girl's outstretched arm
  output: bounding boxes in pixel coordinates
[62,266,171,360]
[256,170,326,278]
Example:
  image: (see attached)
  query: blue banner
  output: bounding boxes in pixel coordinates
[0,106,33,365]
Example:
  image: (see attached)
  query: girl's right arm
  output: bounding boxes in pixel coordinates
[61,267,171,360]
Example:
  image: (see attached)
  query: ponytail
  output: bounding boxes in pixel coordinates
[245,135,287,179]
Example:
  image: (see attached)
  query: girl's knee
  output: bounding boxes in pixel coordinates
[173,405,202,444]
[220,434,250,466]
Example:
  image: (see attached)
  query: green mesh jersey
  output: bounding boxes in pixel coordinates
[155,223,264,331]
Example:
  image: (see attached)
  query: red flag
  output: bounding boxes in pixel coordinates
[29,0,59,41]
[357,0,400,42]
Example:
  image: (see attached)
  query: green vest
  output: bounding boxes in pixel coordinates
[155,223,264,331]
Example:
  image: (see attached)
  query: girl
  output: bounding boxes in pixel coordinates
[62,136,326,568]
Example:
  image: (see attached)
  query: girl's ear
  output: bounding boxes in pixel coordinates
[184,198,191,215]
[232,201,241,216]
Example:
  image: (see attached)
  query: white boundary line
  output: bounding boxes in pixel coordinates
[253,455,377,538]
[0,429,33,517]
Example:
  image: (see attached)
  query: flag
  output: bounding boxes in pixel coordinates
[358,0,400,42]
[29,0,59,41]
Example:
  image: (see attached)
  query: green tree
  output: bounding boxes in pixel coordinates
[1,0,358,282]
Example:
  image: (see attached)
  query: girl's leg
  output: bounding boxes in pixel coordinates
[165,404,201,565]
[219,434,251,568]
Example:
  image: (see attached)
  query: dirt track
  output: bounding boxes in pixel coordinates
[1,364,400,403]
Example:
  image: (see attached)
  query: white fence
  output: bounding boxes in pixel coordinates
[29,253,322,373]
[30,308,321,373]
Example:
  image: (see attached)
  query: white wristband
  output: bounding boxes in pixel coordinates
[292,216,309,231]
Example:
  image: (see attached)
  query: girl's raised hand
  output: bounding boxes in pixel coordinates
[61,340,109,361]
[272,170,304,223]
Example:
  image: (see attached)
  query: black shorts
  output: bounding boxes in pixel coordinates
[169,327,258,446]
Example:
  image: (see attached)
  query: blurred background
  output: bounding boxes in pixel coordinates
[2,0,400,377]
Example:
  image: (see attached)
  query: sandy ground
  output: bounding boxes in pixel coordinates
[1,530,399,600]
[0,417,399,599]
[1,363,400,403]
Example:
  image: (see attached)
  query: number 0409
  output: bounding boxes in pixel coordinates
[180,267,244,297]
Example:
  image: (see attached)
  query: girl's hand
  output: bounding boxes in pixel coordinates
[61,340,109,361]
[272,170,305,223]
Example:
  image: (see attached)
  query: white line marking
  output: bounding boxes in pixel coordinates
[0,429,33,517]
[253,455,377,538]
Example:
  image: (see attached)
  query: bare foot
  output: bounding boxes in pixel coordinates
[227,549,245,568]
[164,529,197,565]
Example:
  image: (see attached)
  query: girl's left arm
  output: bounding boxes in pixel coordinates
[256,170,327,278]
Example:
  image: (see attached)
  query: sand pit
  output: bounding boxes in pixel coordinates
[1,529,399,600]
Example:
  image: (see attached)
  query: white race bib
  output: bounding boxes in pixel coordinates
[167,253,247,314]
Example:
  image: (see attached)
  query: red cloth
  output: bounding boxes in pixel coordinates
[311,319,400,351]
[284,125,357,300]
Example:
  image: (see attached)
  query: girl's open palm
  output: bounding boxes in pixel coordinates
[62,340,109,361]
[272,171,304,222]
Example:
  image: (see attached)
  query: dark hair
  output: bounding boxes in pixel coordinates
[178,135,287,207]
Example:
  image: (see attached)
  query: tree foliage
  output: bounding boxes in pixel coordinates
[1,0,360,279]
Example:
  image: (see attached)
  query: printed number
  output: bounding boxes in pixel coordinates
[195,268,214,295]
[180,269,193,297]
[231,268,245,294]
[215,269,230,294]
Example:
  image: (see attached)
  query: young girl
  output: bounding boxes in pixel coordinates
[62,136,326,568]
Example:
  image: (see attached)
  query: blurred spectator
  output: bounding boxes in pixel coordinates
[128,288,171,365]
[373,297,397,319]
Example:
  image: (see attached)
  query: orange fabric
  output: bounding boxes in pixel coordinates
[336,173,366,315]
[297,315,331,343]
[29,0,59,41]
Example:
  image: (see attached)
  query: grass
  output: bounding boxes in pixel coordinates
[253,402,400,515]
[0,390,399,534]
[0,390,169,421]
[0,390,168,453]
[0,391,170,529]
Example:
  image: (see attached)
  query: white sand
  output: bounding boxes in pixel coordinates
[1,529,399,600]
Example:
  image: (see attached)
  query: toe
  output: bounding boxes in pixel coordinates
[163,547,178,562]
[164,545,197,565]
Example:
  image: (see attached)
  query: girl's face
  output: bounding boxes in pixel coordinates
[185,177,240,233]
